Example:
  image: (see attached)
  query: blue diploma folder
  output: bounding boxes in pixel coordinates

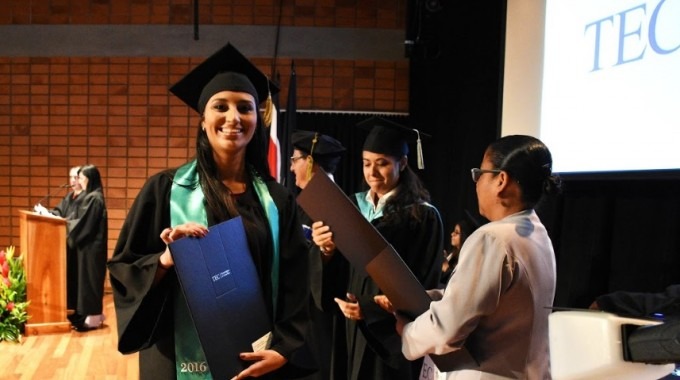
[169,216,271,379]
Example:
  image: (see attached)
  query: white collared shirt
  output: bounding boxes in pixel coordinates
[362,187,397,221]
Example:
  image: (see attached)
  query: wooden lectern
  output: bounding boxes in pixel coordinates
[18,210,71,335]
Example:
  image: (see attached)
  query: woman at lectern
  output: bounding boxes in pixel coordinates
[51,165,85,219]
[36,165,86,317]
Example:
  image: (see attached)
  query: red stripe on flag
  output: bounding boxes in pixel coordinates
[267,105,281,182]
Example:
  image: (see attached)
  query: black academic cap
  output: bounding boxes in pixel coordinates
[292,130,346,158]
[292,130,346,174]
[357,116,431,169]
[169,43,279,114]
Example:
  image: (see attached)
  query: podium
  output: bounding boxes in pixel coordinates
[18,210,71,335]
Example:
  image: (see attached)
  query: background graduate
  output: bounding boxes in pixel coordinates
[311,117,444,380]
[289,130,348,380]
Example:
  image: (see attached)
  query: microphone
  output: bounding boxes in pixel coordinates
[34,183,70,208]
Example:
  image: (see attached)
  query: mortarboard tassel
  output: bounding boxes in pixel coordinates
[306,133,318,181]
[415,129,425,169]
[262,90,274,128]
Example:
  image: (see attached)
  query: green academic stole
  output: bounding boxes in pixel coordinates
[355,191,384,222]
[355,191,437,223]
[169,160,280,379]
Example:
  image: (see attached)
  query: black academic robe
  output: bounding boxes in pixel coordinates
[596,284,680,319]
[52,191,85,310]
[325,196,444,380]
[108,169,311,380]
[52,191,84,219]
[67,189,108,316]
[297,207,349,380]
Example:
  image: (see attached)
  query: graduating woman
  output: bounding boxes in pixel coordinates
[108,43,310,380]
[311,117,444,380]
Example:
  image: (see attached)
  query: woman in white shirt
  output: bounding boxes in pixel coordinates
[378,135,562,379]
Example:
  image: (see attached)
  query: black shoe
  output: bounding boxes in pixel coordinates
[72,323,97,332]
[68,313,85,325]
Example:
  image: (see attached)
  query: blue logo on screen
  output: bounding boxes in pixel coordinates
[585,0,680,71]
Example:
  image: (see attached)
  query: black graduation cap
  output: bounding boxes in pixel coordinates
[169,43,279,114]
[357,116,431,169]
[292,130,346,174]
[292,130,346,158]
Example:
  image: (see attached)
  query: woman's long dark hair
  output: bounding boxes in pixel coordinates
[195,114,273,221]
[382,161,431,225]
[78,164,104,195]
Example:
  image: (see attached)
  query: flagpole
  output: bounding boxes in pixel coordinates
[281,61,297,190]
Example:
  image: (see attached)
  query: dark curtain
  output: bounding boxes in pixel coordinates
[407,1,504,243]
[546,178,680,308]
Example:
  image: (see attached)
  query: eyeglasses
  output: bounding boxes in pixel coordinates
[470,168,502,183]
[290,155,307,165]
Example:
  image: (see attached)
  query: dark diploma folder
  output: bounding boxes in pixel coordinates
[169,216,271,379]
[296,171,478,372]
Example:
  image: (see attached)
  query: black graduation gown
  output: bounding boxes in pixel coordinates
[347,203,443,380]
[596,284,680,319]
[67,189,108,316]
[52,191,85,310]
[52,191,84,219]
[107,169,311,380]
[325,196,444,380]
[297,207,349,380]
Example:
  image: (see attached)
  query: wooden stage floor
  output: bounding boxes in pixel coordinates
[0,293,138,380]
